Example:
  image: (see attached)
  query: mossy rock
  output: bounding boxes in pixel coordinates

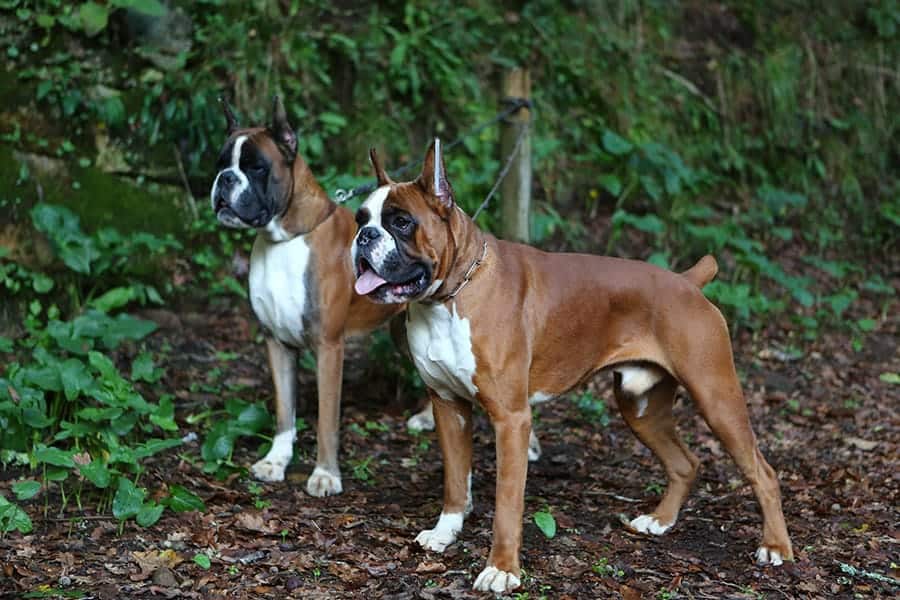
[1,143,189,236]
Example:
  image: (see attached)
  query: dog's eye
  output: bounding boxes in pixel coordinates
[393,214,413,232]
[250,164,267,174]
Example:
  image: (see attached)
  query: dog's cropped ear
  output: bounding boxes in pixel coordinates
[270,95,298,158]
[417,138,454,216]
[369,148,392,187]
[219,96,239,135]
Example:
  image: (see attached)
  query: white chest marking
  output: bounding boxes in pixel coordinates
[248,234,311,347]
[407,302,478,401]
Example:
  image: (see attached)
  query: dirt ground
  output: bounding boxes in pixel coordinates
[1,282,898,599]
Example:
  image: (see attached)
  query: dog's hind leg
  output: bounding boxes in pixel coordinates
[252,338,298,482]
[684,368,793,565]
[616,373,699,535]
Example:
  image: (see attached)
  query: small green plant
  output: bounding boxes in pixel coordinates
[247,481,271,510]
[533,508,557,539]
[193,553,211,570]
[349,456,375,483]
[591,557,625,578]
[573,391,610,426]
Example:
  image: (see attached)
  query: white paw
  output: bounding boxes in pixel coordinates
[306,466,343,497]
[755,546,784,566]
[415,512,462,553]
[629,514,674,535]
[473,565,521,593]
[527,430,541,462]
[251,458,287,482]
[407,406,435,431]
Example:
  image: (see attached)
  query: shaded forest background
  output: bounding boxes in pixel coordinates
[0,1,898,598]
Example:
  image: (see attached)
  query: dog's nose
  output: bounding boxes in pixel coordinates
[357,226,381,246]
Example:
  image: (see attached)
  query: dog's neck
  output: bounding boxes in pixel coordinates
[264,154,336,242]
[426,206,491,304]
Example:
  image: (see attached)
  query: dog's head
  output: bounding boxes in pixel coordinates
[352,140,460,303]
[209,96,297,230]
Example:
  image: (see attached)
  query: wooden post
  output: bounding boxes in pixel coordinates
[500,68,532,243]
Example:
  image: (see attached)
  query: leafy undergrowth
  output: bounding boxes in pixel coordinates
[1,278,897,598]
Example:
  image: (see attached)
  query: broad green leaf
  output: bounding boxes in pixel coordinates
[602,130,633,156]
[0,495,33,533]
[193,553,211,569]
[12,480,40,501]
[880,372,900,384]
[79,2,109,36]
[533,510,556,539]
[201,422,235,463]
[45,466,69,482]
[31,273,54,294]
[598,174,622,197]
[113,478,145,520]
[111,0,167,17]
[149,395,178,431]
[136,502,164,527]
[132,352,162,383]
[59,358,93,401]
[856,318,877,332]
[78,460,111,488]
[101,314,157,348]
[90,286,136,313]
[163,485,206,513]
[133,438,181,460]
[33,444,74,468]
[76,406,123,422]
[22,408,54,428]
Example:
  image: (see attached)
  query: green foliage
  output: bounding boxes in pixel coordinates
[573,391,610,426]
[0,204,183,529]
[533,509,557,539]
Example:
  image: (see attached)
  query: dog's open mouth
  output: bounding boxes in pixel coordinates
[355,259,428,300]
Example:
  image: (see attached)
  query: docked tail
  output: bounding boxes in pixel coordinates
[681,255,718,288]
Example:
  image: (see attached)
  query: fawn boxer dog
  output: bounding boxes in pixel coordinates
[351,140,793,592]
[209,96,406,496]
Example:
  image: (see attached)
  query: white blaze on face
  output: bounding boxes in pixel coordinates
[352,185,402,296]
[352,185,397,269]
[210,134,250,211]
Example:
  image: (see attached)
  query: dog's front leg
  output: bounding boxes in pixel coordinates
[251,337,298,482]
[306,337,344,497]
[416,392,473,552]
[473,405,531,594]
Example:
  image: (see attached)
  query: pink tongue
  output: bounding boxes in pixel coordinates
[355,269,388,295]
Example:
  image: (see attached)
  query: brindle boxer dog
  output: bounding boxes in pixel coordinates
[209,96,407,496]
[351,140,793,592]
